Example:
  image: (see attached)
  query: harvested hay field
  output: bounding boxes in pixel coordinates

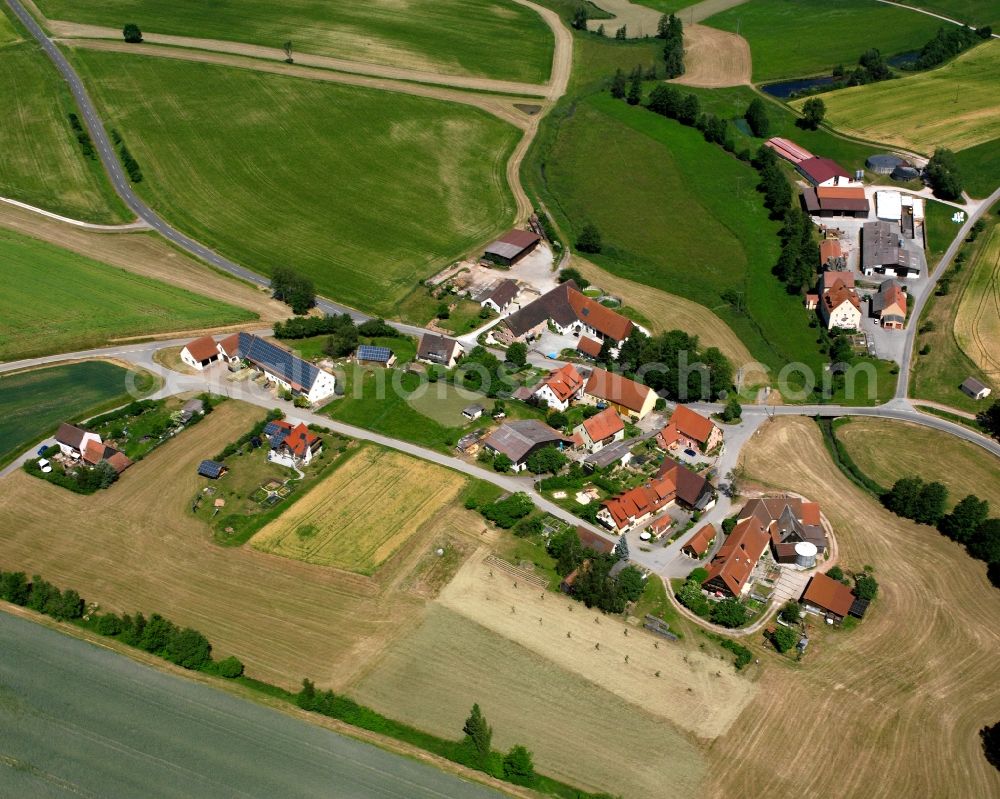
[437,551,755,740]
[670,24,751,89]
[0,203,288,323]
[252,446,465,574]
[834,417,1000,509]
[0,402,475,690]
[795,40,1000,154]
[352,604,706,799]
[955,224,1000,382]
[704,416,1000,799]
[571,256,761,382]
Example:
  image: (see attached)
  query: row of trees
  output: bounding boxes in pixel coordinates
[883,478,1000,575]
[270,266,316,315]
[658,14,684,78]
[0,568,244,676]
[67,113,96,160]
[915,24,991,70]
[110,129,142,183]
[547,528,646,613]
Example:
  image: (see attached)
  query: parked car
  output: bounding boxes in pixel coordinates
[37,458,53,473]
[684,448,697,458]
[36,444,50,456]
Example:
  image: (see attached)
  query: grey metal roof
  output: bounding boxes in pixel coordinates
[485,241,523,260]
[357,344,393,363]
[861,221,919,273]
[484,420,569,462]
[236,332,320,391]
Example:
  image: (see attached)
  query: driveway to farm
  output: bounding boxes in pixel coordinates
[0,610,506,799]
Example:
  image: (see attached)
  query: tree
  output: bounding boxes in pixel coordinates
[978,401,1000,439]
[614,534,630,562]
[711,597,748,628]
[656,14,671,39]
[828,334,854,365]
[677,93,700,126]
[744,98,770,137]
[779,601,801,625]
[677,578,711,617]
[571,5,588,30]
[939,495,989,543]
[216,655,245,678]
[525,446,567,474]
[122,23,143,43]
[854,573,879,601]
[770,625,799,653]
[503,745,536,784]
[883,476,924,519]
[610,69,626,100]
[297,678,317,710]
[968,518,1000,563]
[270,266,315,314]
[506,342,527,367]
[283,41,293,62]
[647,84,681,118]
[926,148,964,201]
[322,313,359,358]
[721,394,742,422]
[546,411,568,429]
[627,73,642,106]
[493,453,513,473]
[914,481,948,525]
[576,223,602,254]
[827,565,845,582]
[548,527,584,576]
[661,14,684,78]
[597,336,615,365]
[558,267,590,289]
[800,97,825,130]
[983,721,1000,771]
[462,703,493,765]
[139,614,177,654]
[165,627,212,669]
[617,566,645,602]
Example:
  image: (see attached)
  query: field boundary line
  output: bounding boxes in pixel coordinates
[0,196,148,230]
[484,554,548,589]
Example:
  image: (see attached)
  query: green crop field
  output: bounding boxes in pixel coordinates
[0,228,254,361]
[528,89,821,373]
[795,40,1000,155]
[34,0,553,83]
[896,0,1000,28]
[0,362,151,468]
[0,12,126,222]
[955,138,1000,198]
[71,50,519,317]
[705,0,943,82]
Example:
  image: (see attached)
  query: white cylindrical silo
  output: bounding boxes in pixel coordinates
[795,541,818,568]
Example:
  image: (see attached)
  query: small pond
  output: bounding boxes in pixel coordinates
[761,75,838,99]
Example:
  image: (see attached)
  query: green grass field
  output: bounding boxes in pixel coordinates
[0,16,127,222]
[34,0,553,83]
[0,228,255,360]
[795,40,1000,155]
[71,50,519,317]
[705,0,943,81]
[954,137,1000,198]
[528,89,821,373]
[923,199,962,268]
[0,362,153,468]
[896,0,1000,28]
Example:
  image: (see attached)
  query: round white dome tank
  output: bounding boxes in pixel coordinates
[795,541,818,568]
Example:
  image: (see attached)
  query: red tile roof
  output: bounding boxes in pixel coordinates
[801,572,854,618]
[656,459,712,508]
[820,239,843,263]
[702,518,770,596]
[540,364,584,403]
[584,368,653,414]
[82,439,106,465]
[575,526,615,555]
[568,291,633,343]
[577,336,602,358]
[218,333,241,357]
[582,407,624,442]
[498,229,541,249]
[822,271,855,290]
[665,405,716,445]
[602,474,677,529]
[184,335,219,362]
[683,523,716,557]
[824,279,861,313]
[273,421,320,457]
[798,156,852,185]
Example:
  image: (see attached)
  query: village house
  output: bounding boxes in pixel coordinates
[702,517,770,598]
[482,420,572,472]
[263,420,322,467]
[682,523,716,559]
[861,221,920,279]
[533,363,584,411]
[961,377,992,401]
[819,272,862,331]
[657,405,722,453]
[218,332,336,404]
[598,459,713,531]
[576,336,603,360]
[573,407,625,453]
[479,279,519,314]
[870,279,907,329]
[482,229,541,267]
[55,422,102,459]
[737,496,827,563]
[82,439,131,474]
[416,333,464,368]
[800,572,856,623]
[179,335,222,370]
[820,238,847,270]
[492,281,633,348]
[582,367,656,421]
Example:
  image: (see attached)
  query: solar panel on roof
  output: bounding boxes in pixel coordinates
[357,345,392,362]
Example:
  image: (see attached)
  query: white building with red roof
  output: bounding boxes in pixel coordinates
[533,364,584,411]
[264,420,323,467]
[657,405,722,453]
[180,335,222,371]
[573,407,625,453]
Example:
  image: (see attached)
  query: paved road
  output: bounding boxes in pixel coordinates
[0,612,504,799]
[895,185,1000,399]
[874,0,1000,35]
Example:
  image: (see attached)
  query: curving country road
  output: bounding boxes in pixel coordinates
[0,611,505,799]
